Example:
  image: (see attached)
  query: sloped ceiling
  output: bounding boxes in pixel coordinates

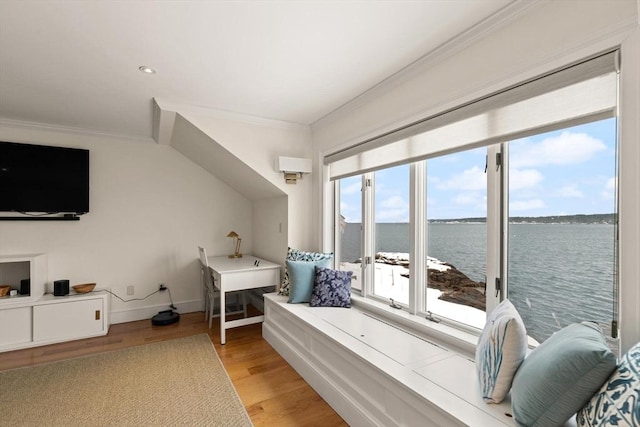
[170,114,285,201]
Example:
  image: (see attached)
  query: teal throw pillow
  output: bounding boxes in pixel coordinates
[287,258,331,304]
[511,322,617,427]
[279,247,333,296]
[577,341,640,427]
[475,298,527,403]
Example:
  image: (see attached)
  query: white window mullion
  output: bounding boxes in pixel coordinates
[362,173,375,298]
[499,142,509,303]
[485,144,502,315]
[409,162,426,315]
[333,180,341,270]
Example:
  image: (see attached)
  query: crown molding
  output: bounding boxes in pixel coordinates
[0,118,155,145]
[311,0,542,130]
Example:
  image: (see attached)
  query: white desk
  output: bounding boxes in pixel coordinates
[207,255,280,344]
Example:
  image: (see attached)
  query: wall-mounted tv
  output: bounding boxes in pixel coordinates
[0,141,89,215]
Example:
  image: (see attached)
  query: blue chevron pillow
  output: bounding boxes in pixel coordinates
[475,298,527,403]
[577,341,640,427]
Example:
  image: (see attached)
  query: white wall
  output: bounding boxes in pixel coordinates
[0,123,253,323]
[182,110,315,253]
[311,0,640,352]
[252,196,288,264]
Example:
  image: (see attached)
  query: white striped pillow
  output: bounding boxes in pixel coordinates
[475,298,528,403]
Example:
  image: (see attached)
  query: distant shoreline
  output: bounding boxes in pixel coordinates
[356,213,615,225]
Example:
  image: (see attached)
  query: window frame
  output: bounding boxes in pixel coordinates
[322,39,639,354]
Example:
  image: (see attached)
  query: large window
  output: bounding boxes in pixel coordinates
[506,118,618,346]
[337,175,363,291]
[328,51,621,348]
[426,147,487,327]
[374,165,410,304]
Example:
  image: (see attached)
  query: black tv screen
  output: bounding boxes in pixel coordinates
[0,141,89,214]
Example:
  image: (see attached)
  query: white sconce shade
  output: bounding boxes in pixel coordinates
[276,156,312,184]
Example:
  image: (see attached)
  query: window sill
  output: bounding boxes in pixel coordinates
[350,294,480,359]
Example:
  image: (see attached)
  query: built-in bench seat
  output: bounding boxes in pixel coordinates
[263,293,520,427]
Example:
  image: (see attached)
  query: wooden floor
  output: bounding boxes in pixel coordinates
[0,309,348,427]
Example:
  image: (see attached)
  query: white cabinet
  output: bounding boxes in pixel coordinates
[0,292,110,352]
[0,254,110,352]
[0,306,32,347]
[33,296,105,344]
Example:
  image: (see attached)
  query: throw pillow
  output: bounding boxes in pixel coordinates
[576,341,640,427]
[511,323,617,427]
[310,267,352,308]
[279,247,333,296]
[286,258,332,304]
[475,298,527,403]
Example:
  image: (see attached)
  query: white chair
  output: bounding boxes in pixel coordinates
[198,246,247,328]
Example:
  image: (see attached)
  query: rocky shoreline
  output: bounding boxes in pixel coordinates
[373,252,486,311]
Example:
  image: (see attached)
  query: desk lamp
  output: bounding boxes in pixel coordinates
[227,231,243,258]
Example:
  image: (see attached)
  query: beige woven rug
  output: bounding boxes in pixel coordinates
[0,334,252,426]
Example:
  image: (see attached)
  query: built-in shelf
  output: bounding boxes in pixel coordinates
[0,254,46,305]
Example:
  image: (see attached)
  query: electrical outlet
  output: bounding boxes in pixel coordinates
[126,285,134,296]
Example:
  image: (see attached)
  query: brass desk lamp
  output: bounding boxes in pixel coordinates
[227,231,243,258]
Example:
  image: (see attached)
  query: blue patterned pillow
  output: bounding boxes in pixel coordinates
[475,298,527,403]
[577,342,640,427]
[310,267,352,308]
[278,247,333,296]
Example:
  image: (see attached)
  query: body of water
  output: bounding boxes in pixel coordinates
[340,222,616,343]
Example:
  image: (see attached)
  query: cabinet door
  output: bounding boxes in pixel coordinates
[33,298,104,342]
[0,306,32,348]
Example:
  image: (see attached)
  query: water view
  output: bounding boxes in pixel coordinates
[340,221,616,344]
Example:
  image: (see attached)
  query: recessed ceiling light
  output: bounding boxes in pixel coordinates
[138,66,156,74]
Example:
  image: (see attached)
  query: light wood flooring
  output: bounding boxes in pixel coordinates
[0,309,348,427]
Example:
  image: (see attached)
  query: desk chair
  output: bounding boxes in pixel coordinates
[198,246,247,328]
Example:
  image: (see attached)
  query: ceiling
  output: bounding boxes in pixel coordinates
[0,0,518,141]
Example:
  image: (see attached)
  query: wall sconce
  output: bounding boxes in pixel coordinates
[276,156,312,184]
[226,231,243,258]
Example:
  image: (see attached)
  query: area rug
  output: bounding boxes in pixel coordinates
[0,334,253,426]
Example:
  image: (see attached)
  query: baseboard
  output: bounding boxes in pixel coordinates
[110,299,201,324]
[110,289,267,325]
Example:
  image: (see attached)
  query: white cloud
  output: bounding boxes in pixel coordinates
[341,181,361,195]
[452,193,487,215]
[339,202,359,222]
[437,166,485,190]
[511,131,606,168]
[427,176,442,185]
[510,199,546,212]
[601,176,617,200]
[380,195,405,208]
[509,168,543,190]
[377,196,409,222]
[453,193,480,205]
[554,185,584,198]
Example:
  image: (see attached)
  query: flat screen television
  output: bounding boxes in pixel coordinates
[0,141,89,215]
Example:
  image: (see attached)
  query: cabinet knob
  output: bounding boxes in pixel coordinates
[95,310,101,320]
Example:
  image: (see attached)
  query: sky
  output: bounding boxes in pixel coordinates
[340,118,617,222]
